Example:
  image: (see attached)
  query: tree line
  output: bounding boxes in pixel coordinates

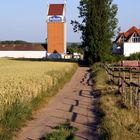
[0,40,31,44]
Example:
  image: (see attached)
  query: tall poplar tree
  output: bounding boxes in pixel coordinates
[71,0,118,64]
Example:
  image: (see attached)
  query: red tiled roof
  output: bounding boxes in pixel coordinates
[124,26,140,37]
[0,44,47,51]
[116,26,140,42]
[48,4,64,16]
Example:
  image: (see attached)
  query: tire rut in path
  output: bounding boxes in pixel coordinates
[13,67,99,140]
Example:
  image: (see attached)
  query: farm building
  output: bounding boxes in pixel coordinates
[0,44,47,58]
[113,26,140,56]
[0,1,67,59]
[46,3,67,58]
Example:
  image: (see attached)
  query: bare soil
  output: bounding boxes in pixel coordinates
[13,67,99,140]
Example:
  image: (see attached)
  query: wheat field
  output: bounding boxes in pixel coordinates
[0,59,77,119]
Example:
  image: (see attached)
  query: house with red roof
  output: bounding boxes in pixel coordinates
[113,26,140,56]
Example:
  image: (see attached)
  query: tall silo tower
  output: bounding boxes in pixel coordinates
[47,1,67,58]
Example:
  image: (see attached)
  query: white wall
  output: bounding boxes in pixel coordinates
[0,51,47,58]
[124,43,140,56]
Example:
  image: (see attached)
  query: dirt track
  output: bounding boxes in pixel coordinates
[13,67,98,140]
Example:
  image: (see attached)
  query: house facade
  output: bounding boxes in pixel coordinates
[113,26,140,56]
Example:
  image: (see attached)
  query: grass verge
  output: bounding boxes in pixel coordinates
[45,122,78,140]
[93,63,140,140]
[0,63,78,140]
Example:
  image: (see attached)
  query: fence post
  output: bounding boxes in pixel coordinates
[118,67,121,93]
[121,68,125,101]
[138,92,140,121]
[129,68,133,106]
[138,72,140,88]
[138,74,140,121]
[121,69,123,96]
[107,65,111,82]
[112,67,114,84]
[135,87,139,108]
[109,66,111,81]
[135,74,139,109]
[110,67,113,82]
[123,71,126,101]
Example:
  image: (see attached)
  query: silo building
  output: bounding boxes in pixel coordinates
[47,3,66,58]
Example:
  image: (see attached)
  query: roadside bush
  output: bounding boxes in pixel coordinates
[67,43,83,54]
[127,52,140,60]
[101,54,125,63]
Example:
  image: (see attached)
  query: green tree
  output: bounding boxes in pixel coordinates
[67,43,83,54]
[71,0,118,64]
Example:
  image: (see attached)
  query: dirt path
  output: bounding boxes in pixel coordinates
[13,67,98,140]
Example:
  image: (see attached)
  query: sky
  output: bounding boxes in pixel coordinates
[0,0,140,43]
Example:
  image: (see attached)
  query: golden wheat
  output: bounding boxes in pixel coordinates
[0,59,77,118]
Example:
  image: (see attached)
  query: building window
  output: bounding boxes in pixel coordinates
[120,35,125,44]
[132,32,140,42]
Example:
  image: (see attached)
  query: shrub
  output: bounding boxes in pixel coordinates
[67,43,83,54]
[101,54,125,63]
[45,123,78,140]
[127,52,140,60]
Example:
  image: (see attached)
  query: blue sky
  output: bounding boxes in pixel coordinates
[114,0,140,32]
[0,0,140,42]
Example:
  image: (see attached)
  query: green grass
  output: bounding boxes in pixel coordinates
[99,93,140,140]
[45,123,78,140]
[93,63,140,140]
[92,63,110,90]
[0,102,32,139]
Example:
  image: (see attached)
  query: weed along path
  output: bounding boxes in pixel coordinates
[13,67,98,140]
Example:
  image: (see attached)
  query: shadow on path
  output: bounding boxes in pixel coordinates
[13,65,104,140]
[40,68,104,140]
